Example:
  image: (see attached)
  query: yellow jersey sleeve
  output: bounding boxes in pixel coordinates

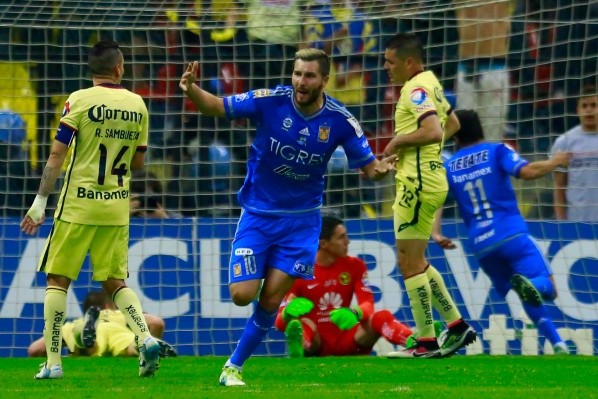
[393,71,451,193]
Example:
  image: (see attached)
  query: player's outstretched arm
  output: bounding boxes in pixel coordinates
[518,151,570,180]
[361,154,397,181]
[179,61,226,117]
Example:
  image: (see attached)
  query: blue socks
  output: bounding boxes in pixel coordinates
[228,303,275,369]
[523,302,563,346]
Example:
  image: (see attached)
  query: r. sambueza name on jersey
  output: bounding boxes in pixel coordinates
[95,128,140,141]
[77,187,129,200]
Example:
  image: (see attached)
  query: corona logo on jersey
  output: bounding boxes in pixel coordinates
[87,104,144,124]
[410,88,428,105]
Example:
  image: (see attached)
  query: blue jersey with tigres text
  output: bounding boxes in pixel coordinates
[223,86,375,215]
[445,142,530,254]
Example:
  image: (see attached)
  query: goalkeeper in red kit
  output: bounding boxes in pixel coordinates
[274,216,421,357]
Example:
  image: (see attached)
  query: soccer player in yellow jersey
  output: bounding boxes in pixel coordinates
[20,39,161,378]
[382,33,476,358]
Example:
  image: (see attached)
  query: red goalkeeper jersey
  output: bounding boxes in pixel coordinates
[275,256,374,349]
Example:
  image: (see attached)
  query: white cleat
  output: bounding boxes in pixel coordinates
[34,363,64,379]
[219,366,245,386]
[138,336,161,377]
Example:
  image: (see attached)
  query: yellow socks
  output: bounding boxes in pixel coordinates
[426,264,462,325]
[43,286,67,367]
[404,273,435,339]
[112,287,151,342]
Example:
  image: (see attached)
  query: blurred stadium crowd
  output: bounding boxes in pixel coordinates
[0,0,596,219]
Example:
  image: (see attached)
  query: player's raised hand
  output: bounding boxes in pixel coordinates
[179,61,199,93]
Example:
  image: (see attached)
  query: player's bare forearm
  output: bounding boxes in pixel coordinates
[519,152,570,180]
[431,207,456,249]
[183,84,226,117]
[444,111,461,140]
[179,61,225,117]
[37,144,68,196]
[383,118,443,157]
[553,174,568,220]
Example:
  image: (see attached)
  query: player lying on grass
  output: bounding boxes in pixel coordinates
[432,109,570,354]
[275,216,442,356]
[28,291,177,358]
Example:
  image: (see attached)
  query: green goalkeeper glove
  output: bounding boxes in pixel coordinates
[329,307,363,330]
[282,297,314,320]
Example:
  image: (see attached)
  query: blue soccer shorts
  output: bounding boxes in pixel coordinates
[478,234,553,298]
[228,210,321,284]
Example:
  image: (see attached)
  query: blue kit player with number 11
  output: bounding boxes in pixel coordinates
[180,48,397,386]
[433,109,571,354]
[21,39,161,379]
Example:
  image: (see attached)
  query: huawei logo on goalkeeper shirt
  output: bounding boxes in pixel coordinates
[318,292,342,311]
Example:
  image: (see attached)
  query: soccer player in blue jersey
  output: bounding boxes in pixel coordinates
[21,39,161,379]
[179,48,397,386]
[433,109,571,354]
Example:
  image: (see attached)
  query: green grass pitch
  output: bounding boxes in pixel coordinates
[2,355,597,399]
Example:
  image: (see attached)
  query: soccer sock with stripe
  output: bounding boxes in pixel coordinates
[371,309,413,346]
[228,303,275,369]
[112,287,152,343]
[43,286,67,367]
[404,272,436,340]
[425,264,462,325]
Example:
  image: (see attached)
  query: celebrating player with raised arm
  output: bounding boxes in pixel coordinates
[433,109,571,354]
[180,48,396,386]
[21,39,161,379]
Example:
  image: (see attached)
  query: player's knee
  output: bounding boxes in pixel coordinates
[27,344,45,357]
[144,314,165,338]
[229,287,254,307]
[257,297,283,314]
[371,309,393,331]
[544,290,557,301]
